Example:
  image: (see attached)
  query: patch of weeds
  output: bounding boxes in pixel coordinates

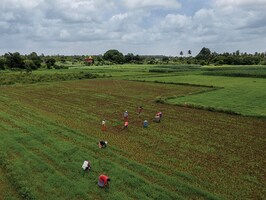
[242,175,260,184]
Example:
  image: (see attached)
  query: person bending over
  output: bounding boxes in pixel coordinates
[98,141,107,148]
[98,174,111,189]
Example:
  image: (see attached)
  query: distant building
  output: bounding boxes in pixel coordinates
[85,56,94,65]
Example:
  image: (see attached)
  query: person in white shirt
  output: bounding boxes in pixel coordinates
[82,160,91,176]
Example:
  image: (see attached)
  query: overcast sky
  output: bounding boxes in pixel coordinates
[1,0,266,56]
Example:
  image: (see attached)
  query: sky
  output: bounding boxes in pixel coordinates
[0,0,266,56]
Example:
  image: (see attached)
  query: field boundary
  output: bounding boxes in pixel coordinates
[130,79,217,88]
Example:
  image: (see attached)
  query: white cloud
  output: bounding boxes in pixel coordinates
[163,14,192,30]
[59,30,70,39]
[1,12,16,21]
[1,0,43,9]
[0,0,265,55]
[214,0,266,8]
[123,0,181,9]
[110,13,129,22]
[0,22,9,30]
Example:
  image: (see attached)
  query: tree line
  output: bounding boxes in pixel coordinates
[0,48,265,71]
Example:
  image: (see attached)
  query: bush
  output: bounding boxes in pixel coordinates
[54,65,69,70]
[155,96,166,104]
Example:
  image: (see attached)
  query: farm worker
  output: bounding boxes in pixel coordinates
[101,119,107,131]
[153,114,161,123]
[153,112,162,123]
[124,111,128,121]
[82,160,91,176]
[143,120,148,128]
[82,160,91,171]
[124,121,129,129]
[137,106,143,117]
[98,174,111,188]
[98,141,107,148]
[157,112,162,118]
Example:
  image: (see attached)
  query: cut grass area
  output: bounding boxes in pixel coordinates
[0,79,265,199]
[132,75,266,117]
[202,65,266,78]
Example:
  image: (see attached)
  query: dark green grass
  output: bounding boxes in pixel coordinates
[149,65,201,73]
[201,66,266,78]
[0,71,100,85]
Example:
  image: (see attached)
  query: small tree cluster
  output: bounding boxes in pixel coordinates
[1,52,44,72]
[103,49,125,64]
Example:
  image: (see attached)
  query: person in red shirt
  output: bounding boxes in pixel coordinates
[98,174,111,188]
[124,121,129,128]
[153,112,163,123]
[157,112,162,118]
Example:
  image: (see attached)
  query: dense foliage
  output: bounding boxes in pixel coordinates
[103,49,125,64]
[0,48,265,72]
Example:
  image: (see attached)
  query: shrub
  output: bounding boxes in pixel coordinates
[54,65,69,70]
[155,96,166,104]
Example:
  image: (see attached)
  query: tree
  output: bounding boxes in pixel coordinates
[180,51,183,56]
[24,60,35,73]
[134,55,143,64]
[28,52,42,69]
[188,50,192,56]
[103,49,124,64]
[195,47,211,61]
[146,57,156,64]
[0,57,5,70]
[60,56,66,63]
[45,58,56,69]
[124,53,134,63]
[4,52,25,70]
[124,53,143,64]
[162,56,169,63]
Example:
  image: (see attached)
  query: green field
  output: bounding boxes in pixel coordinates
[97,64,266,117]
[0,65,266,199]
[132,75,266,117]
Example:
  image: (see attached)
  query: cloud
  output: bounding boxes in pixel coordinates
[0,0,265,55]
[122,0,181,9]
[160,14,192,31]
[214,0,266,8]
[1,0,43,9]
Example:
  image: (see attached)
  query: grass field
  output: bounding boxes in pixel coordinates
[129,72,266,117]
[0,78,265,199]
[83,64,266,118]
